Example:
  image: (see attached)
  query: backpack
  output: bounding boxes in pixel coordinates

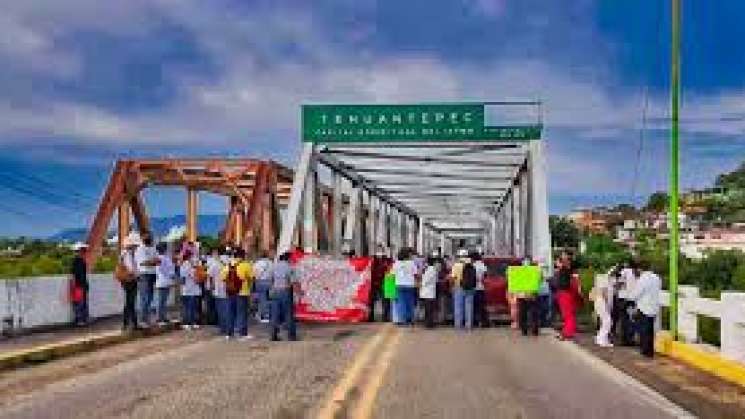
[225,263,242,296]
[461,263,477,291]
[194,264,208,284]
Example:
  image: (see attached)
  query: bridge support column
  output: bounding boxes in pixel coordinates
[278,143,314,255]
[528,140,552,271]
[187,189,198,243]
[302,160,318,253]
[332,172,343,256]
[368,194,378,256]
[118,204,131,254]
[520,169,530,258]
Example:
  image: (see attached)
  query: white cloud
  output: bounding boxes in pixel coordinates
[0,0,743,205]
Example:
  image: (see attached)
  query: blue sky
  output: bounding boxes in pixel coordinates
[1,0,744,237]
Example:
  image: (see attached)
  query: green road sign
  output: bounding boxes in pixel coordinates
[302,103,542,143]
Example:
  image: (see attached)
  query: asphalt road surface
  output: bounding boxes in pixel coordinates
[0,324,692,419]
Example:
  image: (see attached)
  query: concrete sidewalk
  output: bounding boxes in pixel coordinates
[576,333,745,417]
[0,316,182,371]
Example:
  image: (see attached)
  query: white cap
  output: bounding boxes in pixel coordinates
[72,242,89,250]
[457,248,469,257]
[123,232,142,247]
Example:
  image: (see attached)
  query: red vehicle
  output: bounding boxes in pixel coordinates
[482,257,523,322]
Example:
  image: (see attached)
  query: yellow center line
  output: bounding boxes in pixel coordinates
[351,328,402,419]
[317,325,393,419]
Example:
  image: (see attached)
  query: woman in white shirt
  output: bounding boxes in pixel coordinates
[393,248,418,325]
[155,243,175,326]
[179,249,202,330]
[420,257,438,329]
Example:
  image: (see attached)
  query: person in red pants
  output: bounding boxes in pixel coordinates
[555,257,581,340]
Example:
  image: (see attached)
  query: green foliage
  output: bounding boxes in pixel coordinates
[576,234,630,272]
[646,191,668,212]
[549,215,580,249]
[715,161,745,190]
[0,238,117,279]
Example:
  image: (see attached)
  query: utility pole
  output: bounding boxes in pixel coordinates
[669,0,681,339]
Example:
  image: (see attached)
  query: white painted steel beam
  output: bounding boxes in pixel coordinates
[278,143,313,255]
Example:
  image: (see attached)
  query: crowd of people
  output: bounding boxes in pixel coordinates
[113,232,299,342]
[66,235,660,357]
[590,259,662,358]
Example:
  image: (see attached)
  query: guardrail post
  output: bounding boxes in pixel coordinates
[720,292,745,363]
[678,285,699,343]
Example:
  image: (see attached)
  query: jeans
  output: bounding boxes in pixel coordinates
[537,294,552,327]
[223,295,238,337]
[138,274,156,324]
[182,295,198,326]
[236,295,250,337]
[156,287,170,323]
[368,283,390,322]
[396,286,417,325]
[122,281,138,329]
[453,288,475,329]
[215,298,228,335]
[270,289,297,340]
[390,298,400,324]
[518,297,540,336]
[254,281,272,320]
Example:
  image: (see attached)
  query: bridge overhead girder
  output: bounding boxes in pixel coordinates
[278,102,552,269]
[85,159,295,265]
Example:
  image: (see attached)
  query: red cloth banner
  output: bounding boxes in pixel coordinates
[292,254,371,323]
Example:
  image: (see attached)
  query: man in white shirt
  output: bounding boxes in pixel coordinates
[135,233,159,326]
[472,251,489,328]
[252,251,274,323]
[626,261,661,358]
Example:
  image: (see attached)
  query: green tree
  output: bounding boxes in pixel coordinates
[645,191,668,213]
[550,216,580,249]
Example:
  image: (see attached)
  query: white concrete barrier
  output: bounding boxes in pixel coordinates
[0,274,123,334]
[657,285,745,364]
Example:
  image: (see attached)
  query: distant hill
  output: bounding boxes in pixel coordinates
[49,214,226,242]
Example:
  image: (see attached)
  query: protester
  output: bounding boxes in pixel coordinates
[253,251,274,323]
[179,248,201,330]
[435,253,452,325]
[269,251,298,341]
[393,248,418,326]
[369,247,392,322]
[383,264,399,324]
[617,260,639,346]
[235,249,254,340]
[221,250,242,340]
[117,233,140,331]
[515,258,541,337]
[135,233,160,327]
[591,270,613,347]
[420,256,438,328]
[155,242,175,326]
[537,259,553,328]
[555,256,581,340]
[220,249,253,340]
[70,243,89,326]
[471,251,489,328]
[208,247,227,336]
[451,249,476,330]
[627,260,661,358]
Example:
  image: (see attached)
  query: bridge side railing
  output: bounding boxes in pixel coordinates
[0,274,177,336]
[657,285,745,364]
